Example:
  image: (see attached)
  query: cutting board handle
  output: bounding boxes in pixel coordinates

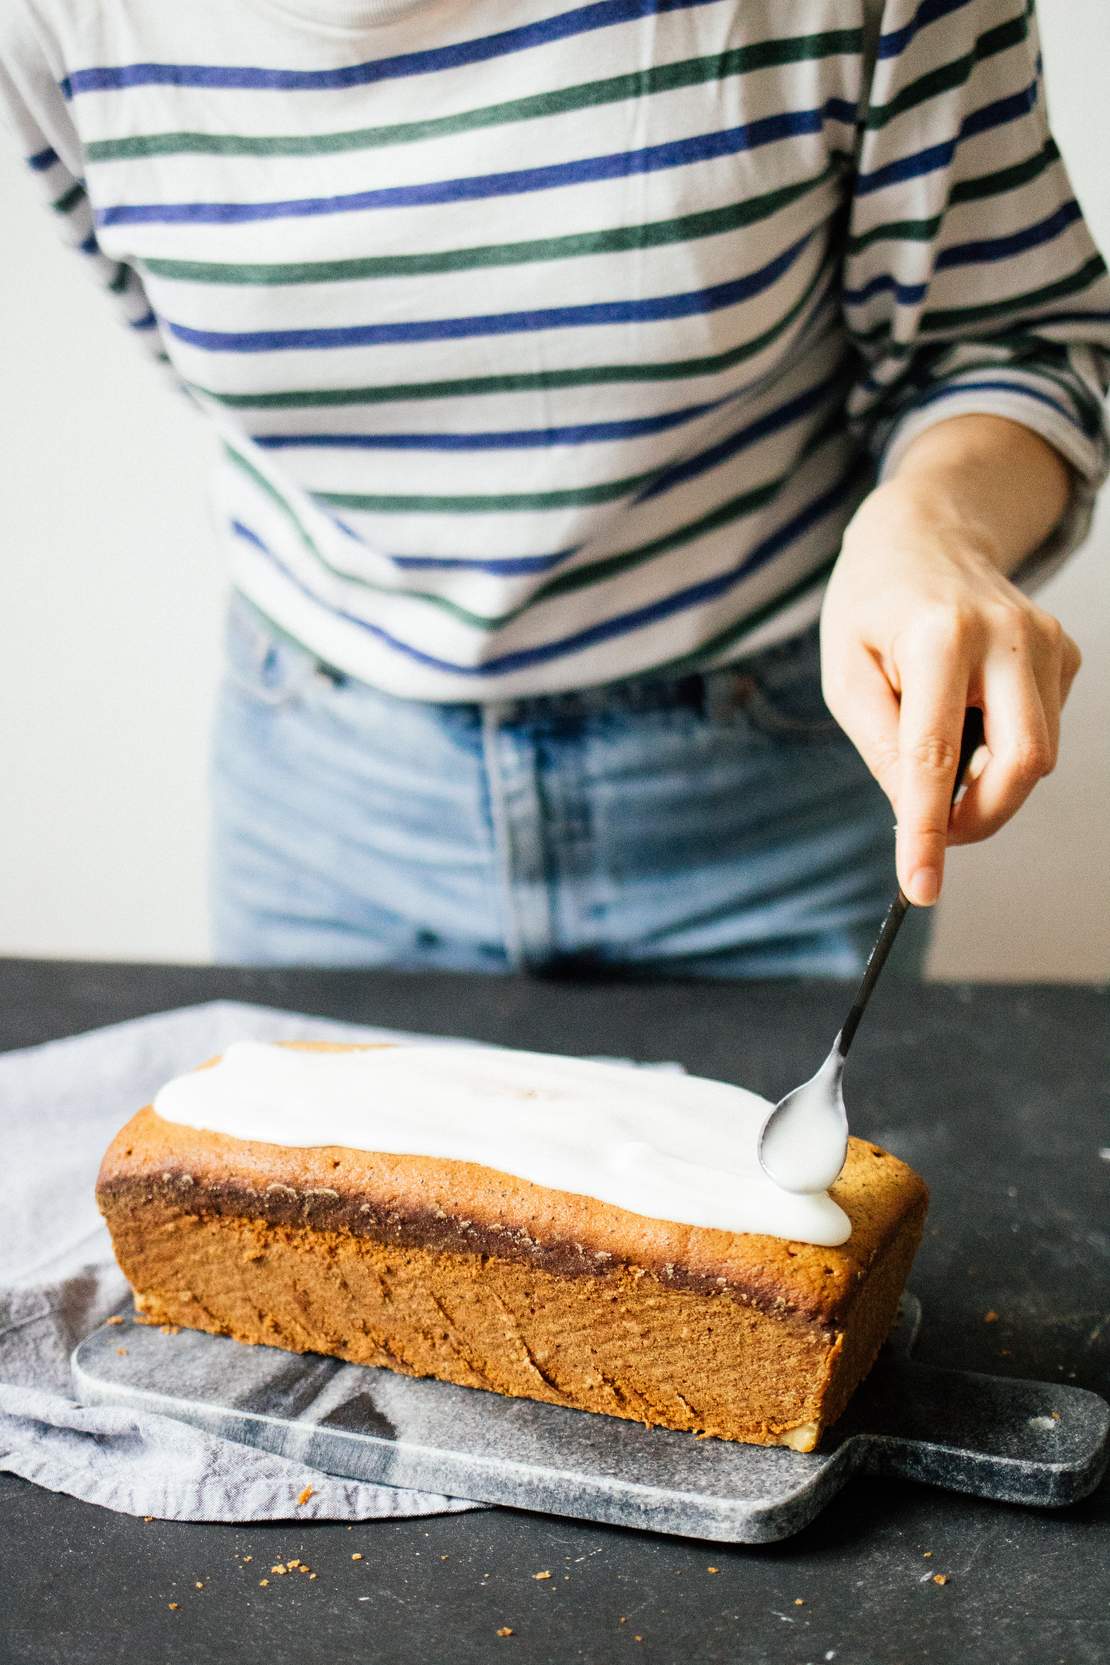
[850,1355,1110,1506]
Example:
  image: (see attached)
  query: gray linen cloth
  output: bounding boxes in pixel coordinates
[0,1000,489,1522]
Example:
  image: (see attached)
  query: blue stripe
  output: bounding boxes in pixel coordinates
[252,400,719,451]
[635,370,845,501]
[391,550,577,575]
[78,231,99,255]
[936,199,1083,271]
[855,81,1038,196]
[63,0,717,97]
[96,105,848,227]
[228,462,861,678]
[877,0,977,59]
[130,310,158,331]
[843,201,1086,309]
[907,377,1079,426]
[260,373,836,470]
[27,145,59,171]
[163,230,813,354]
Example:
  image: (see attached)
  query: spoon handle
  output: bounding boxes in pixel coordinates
[836,706,986,1061]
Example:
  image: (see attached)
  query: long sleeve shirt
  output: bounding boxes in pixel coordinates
[2,0,1108,700]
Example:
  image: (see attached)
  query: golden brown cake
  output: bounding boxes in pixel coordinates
[95,1043,927,1451]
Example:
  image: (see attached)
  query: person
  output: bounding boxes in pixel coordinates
[2,0,1107,977]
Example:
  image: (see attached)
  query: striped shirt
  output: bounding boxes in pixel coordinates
[2,0,1108,700]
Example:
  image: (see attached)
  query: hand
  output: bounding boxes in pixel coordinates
[820,476,1082,906]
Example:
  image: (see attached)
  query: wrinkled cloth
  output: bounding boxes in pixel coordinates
[0,999,486,1521]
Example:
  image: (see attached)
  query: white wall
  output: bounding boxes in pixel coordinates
[1,1,1107,977]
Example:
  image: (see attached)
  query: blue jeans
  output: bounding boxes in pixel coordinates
[211,594,927,978]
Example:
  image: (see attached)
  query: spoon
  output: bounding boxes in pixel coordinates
[758,707,986,1194]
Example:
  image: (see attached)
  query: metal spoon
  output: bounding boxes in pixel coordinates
[758,707,986,1194]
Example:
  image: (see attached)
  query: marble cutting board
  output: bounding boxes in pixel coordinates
[72,1295,1109,1543]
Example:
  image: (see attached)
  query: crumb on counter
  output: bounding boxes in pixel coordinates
[106,1315,125,1327]
[258,1580,269,1588]
[983,1311,999,1324]
[794,1598,805,1606]
[932,1574,950,1586]
[351,1552,363,1561]
[496,1627,514,1638]
[532,1571,551,1581]
[297,1485,315,1506]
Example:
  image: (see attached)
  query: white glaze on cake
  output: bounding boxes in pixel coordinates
[153,1041,852,1247]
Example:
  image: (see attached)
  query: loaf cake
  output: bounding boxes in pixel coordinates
[95,1042,927,1451]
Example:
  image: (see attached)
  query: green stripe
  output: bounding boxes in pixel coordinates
[866,9,1030,131]
[85,30,862,164]
[315,478,659,514]
[107,261,130,294]
[918,254,1109,334]
[187,262,836,411]
[851,255,1108,345]
[142,169,832,287]
[51,181,86,215]
[651,548,841,679]
[226,424,841,629]
[847,141,1060,253]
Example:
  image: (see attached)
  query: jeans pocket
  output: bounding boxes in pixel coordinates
[720,627,844,743]
[222,592,325,709]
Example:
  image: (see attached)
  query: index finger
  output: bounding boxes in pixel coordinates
[895,641,970,906]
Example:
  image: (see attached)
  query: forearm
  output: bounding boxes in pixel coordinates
[853,414,1074,579]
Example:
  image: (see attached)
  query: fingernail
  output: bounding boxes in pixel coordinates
[909,868,940,907]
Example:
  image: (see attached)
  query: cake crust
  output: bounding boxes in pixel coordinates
[96,1045,928,1450]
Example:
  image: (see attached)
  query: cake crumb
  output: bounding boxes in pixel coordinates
[619,1617,627,1625]
[1051,1410,1062,1421]
[242,1556,253,1564]
[794,1598,805,1606]
[309,1573,318,1581]
[116,1346,128,1356]
[297,1485,315,1506]
[351,1552,363,1561]
[167,1602,178,1611]
[707,1566,718,1574]
[159,1324,180,1336]
[287,1559,301,1569]
[496,1627,513,1638]
[106,1315,124,1327]
[194,1581,204,1590]
[259,1580,269,1588]
[440,1555,449,1561]
[983,1311,999,1324]
[143,1516,154,1524]
[532,1571,551,1581]
[932,1574,950,1586]
[271,1565,287,1575]
[922,1551,933,1558]
[634,1636,643,1643]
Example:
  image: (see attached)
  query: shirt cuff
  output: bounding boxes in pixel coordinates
[876,384,1106,593]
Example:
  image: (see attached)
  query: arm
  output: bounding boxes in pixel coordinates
[0,3,172,376]
[824,0,1110,905]
[822,413,1081,905]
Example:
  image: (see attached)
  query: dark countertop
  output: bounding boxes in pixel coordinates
[2,958,1107,1665]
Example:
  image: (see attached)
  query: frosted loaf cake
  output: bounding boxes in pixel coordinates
[95,1042,928,1451]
